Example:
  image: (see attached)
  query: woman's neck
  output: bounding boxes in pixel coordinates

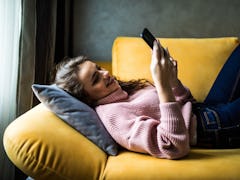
[96,88,128,105]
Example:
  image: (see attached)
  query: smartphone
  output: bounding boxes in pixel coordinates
[140,28,156,49]
[140,28,167,56]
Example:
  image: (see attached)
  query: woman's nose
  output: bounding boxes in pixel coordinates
[100,70,109,77]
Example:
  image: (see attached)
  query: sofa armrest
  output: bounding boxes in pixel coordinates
[3,104,107,180]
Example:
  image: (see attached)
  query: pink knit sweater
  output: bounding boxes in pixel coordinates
[95,82,197,159]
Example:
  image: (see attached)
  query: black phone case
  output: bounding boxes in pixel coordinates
[140,28,156,49]
[140,28,167,56]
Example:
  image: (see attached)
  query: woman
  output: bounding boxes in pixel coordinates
[54,40,240,159]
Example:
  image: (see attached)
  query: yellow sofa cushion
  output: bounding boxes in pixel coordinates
[103,149,240,179]
[112,37,239,102]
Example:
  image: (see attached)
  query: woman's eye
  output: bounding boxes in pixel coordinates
[92,65,102,85]
[93,73,100,85]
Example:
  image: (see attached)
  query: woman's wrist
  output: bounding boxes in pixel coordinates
[155,84,176,103]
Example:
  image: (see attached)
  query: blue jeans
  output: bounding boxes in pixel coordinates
[193,45,240,148]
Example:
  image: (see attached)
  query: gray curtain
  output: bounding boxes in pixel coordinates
[13,0,73,178]
[17,0,72,115]
[17,0,57,116]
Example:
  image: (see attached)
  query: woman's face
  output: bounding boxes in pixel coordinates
[77,60,120,101]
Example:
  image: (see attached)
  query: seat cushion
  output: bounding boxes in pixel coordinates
[103,149,240,180]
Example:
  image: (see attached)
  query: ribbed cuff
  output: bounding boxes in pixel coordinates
[159,102,186,133]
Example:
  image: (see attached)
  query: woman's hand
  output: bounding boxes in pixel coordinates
[150,40,176,102]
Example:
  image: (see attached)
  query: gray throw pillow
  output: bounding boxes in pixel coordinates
[32,84,118,155]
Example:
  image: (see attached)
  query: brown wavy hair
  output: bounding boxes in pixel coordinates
[53,56,150,107]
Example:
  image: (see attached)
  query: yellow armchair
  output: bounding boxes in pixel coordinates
[3,37,240,180]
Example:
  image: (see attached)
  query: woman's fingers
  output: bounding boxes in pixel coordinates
[165,48,177,66]
[153,40,164,59]
[152,40,178,70]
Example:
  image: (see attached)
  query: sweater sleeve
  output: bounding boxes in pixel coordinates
[96,102,190,160]
[127,102,189,159]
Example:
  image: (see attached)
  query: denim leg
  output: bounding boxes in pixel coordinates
[204,45,240,104]
[194,101,240,148]
[215,100,240,148]
[213,98,240,128]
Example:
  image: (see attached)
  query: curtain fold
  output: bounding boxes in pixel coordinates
[17,0,37,116]
[54,0,73,63]
[0,0,22,180]
[17,0,58,114]
[17,0,73,115]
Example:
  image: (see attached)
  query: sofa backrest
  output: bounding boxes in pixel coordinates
[112,37,239,102]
